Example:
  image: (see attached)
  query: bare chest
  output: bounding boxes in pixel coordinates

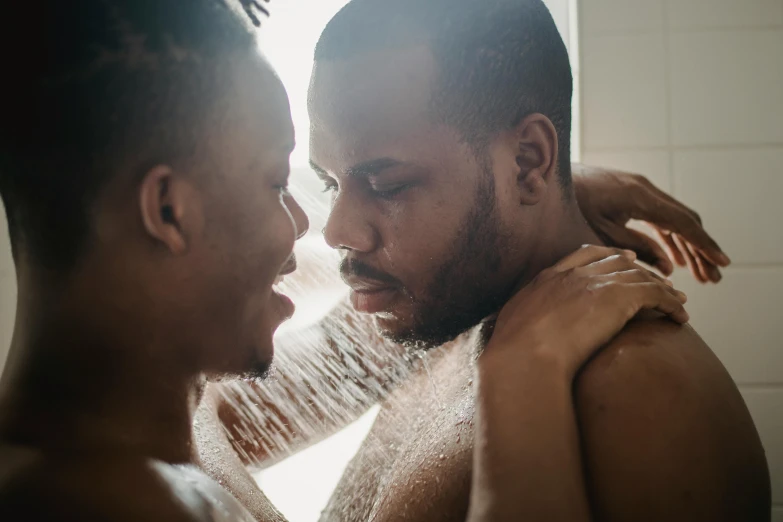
[323,346,477,522]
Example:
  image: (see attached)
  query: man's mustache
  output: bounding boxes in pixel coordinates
[339,258,401,286]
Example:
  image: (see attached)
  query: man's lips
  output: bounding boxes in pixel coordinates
[343,276,400,314]
[279,255,297,276]
[271,255,297,321]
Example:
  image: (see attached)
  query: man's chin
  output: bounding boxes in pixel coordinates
[374,315,469,351]
[205,354,274,383]
[238,361,273,381]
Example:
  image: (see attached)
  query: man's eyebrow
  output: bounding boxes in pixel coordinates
[346,158,402,178]
[309,160,329,178]
[308,158,404,179]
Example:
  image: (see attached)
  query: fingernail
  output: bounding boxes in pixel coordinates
[664,278,674,287]
[623,249,637,260]
[676,290,688,302]
[718,252,731,266]
[682,311,690,323]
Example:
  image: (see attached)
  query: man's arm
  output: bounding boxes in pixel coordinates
[572,163,730,283]
[468,246,689,522]
[575,314,771,522]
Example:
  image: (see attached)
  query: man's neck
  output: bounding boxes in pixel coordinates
[517,200,603,293]
[478,201,603,348]
[0,279,203,464]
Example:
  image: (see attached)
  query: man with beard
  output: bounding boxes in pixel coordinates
[0,0,702,520]
[220,0,768,520]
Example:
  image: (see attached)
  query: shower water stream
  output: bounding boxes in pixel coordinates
[213,179,450,520]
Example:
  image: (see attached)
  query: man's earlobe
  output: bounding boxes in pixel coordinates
[139,165,189,255]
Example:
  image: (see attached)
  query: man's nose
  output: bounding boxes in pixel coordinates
[323,191,377,253]
[283,192,309,240]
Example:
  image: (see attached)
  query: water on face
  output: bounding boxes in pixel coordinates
[208,175,485,522]
[213,178,436,518]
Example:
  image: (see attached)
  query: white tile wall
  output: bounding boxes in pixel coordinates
[582,150,672,192]
[580,0,783,508]
[672,268,783,384]
[669,30,783,147]
[582,34,669,150]
[580,0,664,36]
[666,0,783,30]
[741,389,783,504]
[674,148,783,264]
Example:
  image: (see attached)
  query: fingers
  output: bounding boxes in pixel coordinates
[552,245,635,273]
[582,256,673,287]
[632,282,690,324]
[655,228,687,268]
[657,227,722,284]
[683,236,722,283]
[673,233,709,284]
[601,268,685,299]
[601,223,673,275]
[629,195,730,267]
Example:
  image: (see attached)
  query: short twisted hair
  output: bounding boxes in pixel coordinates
[0,0,268,270]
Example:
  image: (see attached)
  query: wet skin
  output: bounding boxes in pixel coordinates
[305,46,770,522]
[0,52,307,522]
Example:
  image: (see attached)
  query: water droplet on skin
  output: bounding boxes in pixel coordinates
[439,454,445,460]
[467,379,473,386]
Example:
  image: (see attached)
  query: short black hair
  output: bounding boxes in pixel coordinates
[0,0,267,270]
[314,0,573,187]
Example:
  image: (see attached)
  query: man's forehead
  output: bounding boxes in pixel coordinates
[209,55,295,168]
[308,47,439,170]
[310,48,437,128]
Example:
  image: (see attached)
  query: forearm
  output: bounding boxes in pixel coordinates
[217,300,412,467]
[468,348,592,522]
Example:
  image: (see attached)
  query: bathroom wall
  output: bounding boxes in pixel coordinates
[578,0,783,516]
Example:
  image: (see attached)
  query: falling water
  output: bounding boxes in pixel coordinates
[211,176,479,522]
[210,177,430,518]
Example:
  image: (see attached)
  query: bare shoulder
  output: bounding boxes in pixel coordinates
[574,312,771,522]
[0,447,212,522]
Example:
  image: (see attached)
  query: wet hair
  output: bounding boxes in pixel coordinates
[0,0,267,271]
[314,0,573,188]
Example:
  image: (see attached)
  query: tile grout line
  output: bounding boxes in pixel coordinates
[583,25,783,38]
[737,383,783,390]
[583,142,783,154]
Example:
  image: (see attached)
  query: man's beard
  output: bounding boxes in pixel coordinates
[209,357,273,383]
[238,360,273,381]
[378,174,516,350]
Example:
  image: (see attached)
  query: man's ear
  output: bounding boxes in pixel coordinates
[138,165,199,255]
[513,113,559,206]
